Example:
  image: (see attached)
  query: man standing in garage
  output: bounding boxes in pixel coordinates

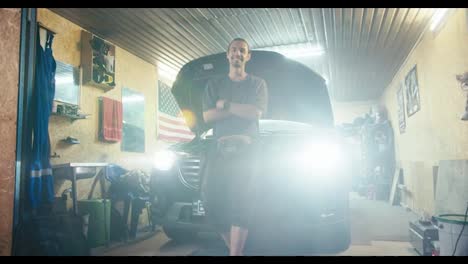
[201,38,268,256]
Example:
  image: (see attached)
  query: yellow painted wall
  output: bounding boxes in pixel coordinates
[38,9,159,204]
[380,9,468,215]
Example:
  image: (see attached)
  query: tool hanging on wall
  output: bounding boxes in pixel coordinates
[456,72,468,120]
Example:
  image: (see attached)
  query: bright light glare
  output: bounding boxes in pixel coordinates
[293,140,343,173]
[153,150,177,171]
[279,46,325,58]
[55,76,74,85]
[158,62,178,84]
[122,94,144,103]
[430,8,449,31]
[257,43,325,59]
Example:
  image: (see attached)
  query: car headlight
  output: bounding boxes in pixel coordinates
[293,139,344,173]
[153,150,177,171]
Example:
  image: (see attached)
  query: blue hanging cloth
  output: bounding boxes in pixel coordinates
[29,29,56,209]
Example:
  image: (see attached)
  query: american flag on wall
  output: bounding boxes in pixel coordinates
[157,80,195,142]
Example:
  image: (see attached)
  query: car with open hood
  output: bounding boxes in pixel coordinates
[150,50,352,255]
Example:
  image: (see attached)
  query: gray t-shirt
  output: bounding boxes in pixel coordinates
[202,74,268,139]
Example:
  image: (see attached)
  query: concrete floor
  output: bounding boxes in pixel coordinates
[94,193,420,256]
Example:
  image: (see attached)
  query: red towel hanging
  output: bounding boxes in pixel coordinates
[101,97,122,142]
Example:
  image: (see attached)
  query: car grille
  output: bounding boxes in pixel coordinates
[178,155,202,190]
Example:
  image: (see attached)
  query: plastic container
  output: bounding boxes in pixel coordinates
[77,199,110,248]
[434,214,468,256]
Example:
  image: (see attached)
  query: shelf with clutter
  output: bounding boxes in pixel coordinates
[51,101,90,123]
[80,30,116,92]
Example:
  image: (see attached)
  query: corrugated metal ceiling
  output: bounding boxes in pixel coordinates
[49,8,437,101]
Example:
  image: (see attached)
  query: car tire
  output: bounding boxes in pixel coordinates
[162,226,198,242]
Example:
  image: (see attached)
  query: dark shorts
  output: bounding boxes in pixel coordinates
[200,137,259,233]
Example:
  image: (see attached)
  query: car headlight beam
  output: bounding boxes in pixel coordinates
[293,140,343,173]
[153,150,177,171]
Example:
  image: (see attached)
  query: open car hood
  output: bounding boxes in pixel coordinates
[171,50,334,136]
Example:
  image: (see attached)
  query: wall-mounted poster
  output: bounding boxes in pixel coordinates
[405,65,420,117]
[81,31,116,91]
[397,82,406,133]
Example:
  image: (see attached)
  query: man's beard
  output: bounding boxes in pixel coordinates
[231,57,243,68]
[232,62,242,68]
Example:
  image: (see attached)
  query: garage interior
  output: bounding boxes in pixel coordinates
[1,8,468,256]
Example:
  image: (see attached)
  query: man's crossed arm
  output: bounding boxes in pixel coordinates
[203,99,262,124]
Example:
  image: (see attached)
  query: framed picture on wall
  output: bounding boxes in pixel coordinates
[54,60,80,106]
[404,65,421,117]
[397,82,406,133]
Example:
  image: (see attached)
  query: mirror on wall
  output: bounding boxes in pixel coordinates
[121,88,145,153]
[54,60,80,106]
